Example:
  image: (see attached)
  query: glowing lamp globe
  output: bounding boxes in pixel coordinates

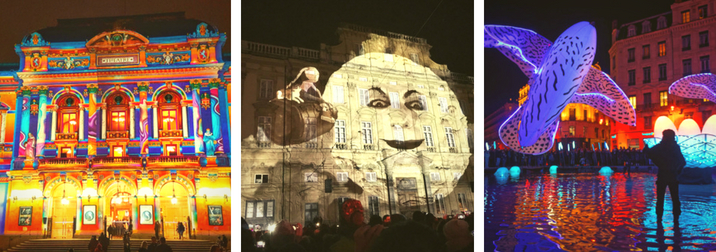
[549,165,558,174]
[678,119,701,136]
[61,197,69,205]
[653,116,677,138]
[509,166,521,176]
[599,166,613,174]
[495,167,509,178]
[171,196,177,205]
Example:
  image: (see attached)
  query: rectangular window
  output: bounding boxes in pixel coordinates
[583,126,587,137]
[110,111,127,131]
[161,110,178,131]
[257,116,272,142]
[430,172,441,182]
[418,95,428,111]
[629,96,637,109]
[612,56,616,69]
[62,112,78,134]
[682,35,691,51]
[628,69,636,85]
[660,91,668,106]
[466,128,474,150]
[305,173,318,183]
[334,120,346,143]
[113,146,124,157]
[305,203,319,226]
[423,126,434,147]
[358,88,369,106]
[643,67,651,83]
[643,92,652,108]
[254,174,269,184]
[434,194,445,214]
[439,97,448,113]
[700,31,709,47]
[333,86,344,104]
[628,48,635,62]
[701,56,711,73]
[246,202,255,218]
[259,79,274,99]
[683,59,693,76]
[267,201,274,217]
[368,196,380,217]
[658,41,666,57]
[366,172,377,182]
[361,122,373,144]
[644,116,652,129]
[305,118,317,142]
[682,10,691,23]
[642,45,650,59]
[699,5,708,19]
[659,64,667,80]
[389,92,400,109]
[256,202,264,218]
[336,172,348,182]
[445,127,456,148]
[410,53,420,65]
[569,126,576,136]
[458,193,468,210]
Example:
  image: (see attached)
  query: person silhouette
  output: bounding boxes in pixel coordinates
[643,129,686,224]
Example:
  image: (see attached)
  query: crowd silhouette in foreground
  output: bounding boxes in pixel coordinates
[486,146,653,168]
[82,232,229,252]
[242,199,474,252]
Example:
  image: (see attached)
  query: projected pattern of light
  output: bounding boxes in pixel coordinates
[486,22,636,155]
[644,116,716,168]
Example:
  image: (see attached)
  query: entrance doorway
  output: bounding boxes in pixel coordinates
[102,179,137,239]
[159,181,189,240]
[396,177,420,215]
[51,183,78,239]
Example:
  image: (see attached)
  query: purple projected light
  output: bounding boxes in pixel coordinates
[486,22,636,154]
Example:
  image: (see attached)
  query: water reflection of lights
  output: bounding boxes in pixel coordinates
[485,172,716,251]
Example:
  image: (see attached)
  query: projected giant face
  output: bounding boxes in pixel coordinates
[485,22,636,154]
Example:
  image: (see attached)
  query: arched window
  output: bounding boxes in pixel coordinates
[627,25,636,37]
[157,90,182,134]
[657,16,667,29]
[57,94,79,135]
[642,21,651,33]
[106,92,129,132]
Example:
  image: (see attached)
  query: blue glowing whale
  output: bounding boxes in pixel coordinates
[486,22,636,154]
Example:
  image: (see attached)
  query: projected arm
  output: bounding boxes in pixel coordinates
[569,67,636,126]
[485,25,552,79]
[669,73,716,102]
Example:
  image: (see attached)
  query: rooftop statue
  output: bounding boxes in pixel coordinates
[486,22,636,154]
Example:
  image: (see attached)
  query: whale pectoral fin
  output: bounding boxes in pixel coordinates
[485,25,552,79]
[670,73,716,102]
[570,67,637,126]
[499,107,558,155]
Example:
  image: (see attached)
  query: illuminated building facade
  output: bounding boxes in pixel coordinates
[609,0,716,149]
[241,24,473,228]
[0,13,231,239]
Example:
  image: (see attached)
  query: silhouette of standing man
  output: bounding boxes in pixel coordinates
[643,129,686,224]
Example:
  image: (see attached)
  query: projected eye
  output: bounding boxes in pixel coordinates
[368,99,390,108]
[405,101,423,110]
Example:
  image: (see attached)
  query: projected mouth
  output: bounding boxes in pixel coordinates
[382,139,424,150]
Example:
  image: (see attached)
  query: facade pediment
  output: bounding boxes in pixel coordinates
[86,30,149,49]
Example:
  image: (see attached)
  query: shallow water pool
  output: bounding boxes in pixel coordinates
[484,171,716,251]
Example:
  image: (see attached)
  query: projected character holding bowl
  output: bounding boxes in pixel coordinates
[485,22,636,154]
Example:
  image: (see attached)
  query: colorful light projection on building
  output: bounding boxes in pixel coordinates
[486,22,636,155]
[644,116,716,168]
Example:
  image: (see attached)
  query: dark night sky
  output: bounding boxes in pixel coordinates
[485,0,676,116]
[241,0,475,76]
[0,0,230,65]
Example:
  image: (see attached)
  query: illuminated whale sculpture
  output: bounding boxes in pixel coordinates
[669,73,716,102]
[486,22,636,154]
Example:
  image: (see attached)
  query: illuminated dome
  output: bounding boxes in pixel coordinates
[653,116,677,138]
[645,115,716,168]
[677,119,701,136]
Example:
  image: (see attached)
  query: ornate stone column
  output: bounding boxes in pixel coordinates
[418,152,434,214]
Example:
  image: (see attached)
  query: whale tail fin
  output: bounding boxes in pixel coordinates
[569,67,637,126]
[485,25,552,79]
[669,73,716,102]
[499,106,559,155]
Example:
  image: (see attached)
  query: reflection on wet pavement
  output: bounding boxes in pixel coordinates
[485,172,716,251]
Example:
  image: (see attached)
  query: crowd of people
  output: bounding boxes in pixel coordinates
[486,147,653,168]
[82,231,229,252]
[242,199,474,252]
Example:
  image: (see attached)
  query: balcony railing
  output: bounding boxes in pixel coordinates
[39,158,87,166]
[242,41,320,60]
[55,133,77,141]
[159,130,183,138]
[106,131,129,139]
[258,142,272,148]
[334,143,348,150]
[426,147,436,152]
[449,147,458,153]
[148,156,198,164]
[93,156,141,164]
[363,144,374,151]
[305,142,318,149]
